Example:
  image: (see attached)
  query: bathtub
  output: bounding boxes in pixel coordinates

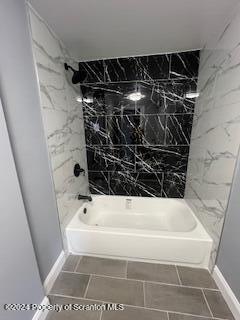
[66,195,212,268]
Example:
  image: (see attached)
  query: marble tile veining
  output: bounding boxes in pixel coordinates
[185,6,240,269]
[28,6,89,229]
[170,51,200,79]
[78,60,105,83]
[81,51,199,197]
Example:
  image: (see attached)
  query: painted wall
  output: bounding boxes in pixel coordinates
[185,5,240,268]
[80,51,199,197]
[28,6,88,230]
[0,98,44,320]
[217,146,240,302]
[0,0,62,281]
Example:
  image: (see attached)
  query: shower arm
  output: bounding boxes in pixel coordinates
[64,63,76,73]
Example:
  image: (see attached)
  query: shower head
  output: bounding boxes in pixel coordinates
[64,63,87,84]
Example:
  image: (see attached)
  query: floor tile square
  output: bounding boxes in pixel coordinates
[62,255,80,272]
[102,305,168,320]
[127,261,179,284]
[169,313,214,320]
[145,283,211,316]
[177,266,218,289]
[76,256,127,278]
[47,295,101,320]
[50,272,90,298]
[203,289,235,320]
[86,275,144,306]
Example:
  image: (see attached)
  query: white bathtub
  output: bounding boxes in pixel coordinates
[66,195,212,268]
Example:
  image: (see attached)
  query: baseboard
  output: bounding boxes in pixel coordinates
[32,296,49,320]
[213,266,240,320]
[43,250,66,294]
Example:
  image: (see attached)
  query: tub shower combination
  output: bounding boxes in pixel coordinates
[65,51,213,269]
[66,196,212,268]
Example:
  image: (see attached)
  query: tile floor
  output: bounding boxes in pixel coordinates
[46,255,235,320]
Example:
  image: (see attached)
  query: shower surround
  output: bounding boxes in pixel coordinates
[80,51,199,197]
[185,6,240,268]
[28,6,88,227]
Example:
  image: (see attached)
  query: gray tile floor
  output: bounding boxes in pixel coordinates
[46,255,235,320]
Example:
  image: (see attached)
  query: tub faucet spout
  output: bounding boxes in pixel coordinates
[78,194,92,201]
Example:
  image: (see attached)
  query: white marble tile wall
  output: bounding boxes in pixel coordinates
[185,6,240,269]
[28,6,88,229]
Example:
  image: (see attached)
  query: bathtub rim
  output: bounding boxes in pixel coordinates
[66,195,212,241]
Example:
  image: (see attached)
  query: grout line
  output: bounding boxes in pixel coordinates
[125,260,128,278]
[83,274,92,298]
[167,311,170,320]
[88,169,189,173]
[73,255,82,272]
[143,281,146,307]
[164,114,167,146]
[161,172,165,197]
[202,289,214,318]
[50,293,230,320]
[81,77,199,86]
[61,270,220,292]
[175,265,182,285]
[103,60,106,83]
[99,310,103,320]
[85,144,191,147]
[84,113,194,119]
[169,53,172,79]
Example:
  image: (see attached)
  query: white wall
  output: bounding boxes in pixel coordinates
[185,4,240,269]
[0,0,63,281]
[216,146,240,302]
[28,5,88,232]
[0,98,45,320]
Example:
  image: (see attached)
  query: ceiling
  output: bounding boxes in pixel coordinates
[29,0,239,61]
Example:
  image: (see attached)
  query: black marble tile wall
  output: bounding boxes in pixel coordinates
[80,50,199,198]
